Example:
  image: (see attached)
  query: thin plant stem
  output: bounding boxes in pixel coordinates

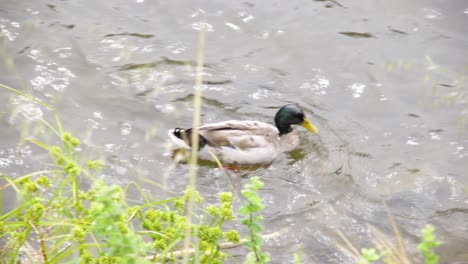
[249,213,261,262]
[29,221,49,263]
[183,22,206,264]
[0,83,54,110]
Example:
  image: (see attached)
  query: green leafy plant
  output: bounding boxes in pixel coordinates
[0,126,148,263]
[239,176,270,264]
[0,128,241,263]
[0,84,243,263]
[139,188,240,263]
[418,224,442,264]
[358,248,383,264]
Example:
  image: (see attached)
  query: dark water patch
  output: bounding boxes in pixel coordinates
[135,82,182,96]
[241,48,263,59]
[48,21,75,29]
[289,148,307,162]
[431,207,468,220]
[16,46,30,54]
[407,168,420,174]
[329,0,344,7]
[46,4,56,11]
[428,34,451,41]
[160,56,197,66]
[408,113,421,118]
[349,151,372,158]
[314,0,344,8]
[104,32,155,39]
[177,155,268,172]
[307,200,320,207]
[329,165,344,176]
[429,129,444,133]
[339,32,374,38]
[258,84,277,90]
[388,27,408,35]
[269,67,288,76]
[173,94,229,110]
[438,83,456,88]
[62,24,75,29]
[118,56,213,71]
[203,80,232,85]
[119,61,161,71]
[388,162,401,169]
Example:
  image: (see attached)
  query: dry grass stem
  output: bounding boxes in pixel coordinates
[182,22,206,263]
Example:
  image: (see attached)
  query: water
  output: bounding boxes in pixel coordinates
[1,0,467,263]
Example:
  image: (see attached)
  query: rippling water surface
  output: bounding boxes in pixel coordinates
[1,0,467,263]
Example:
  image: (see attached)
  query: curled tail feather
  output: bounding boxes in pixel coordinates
[168,128,208,149]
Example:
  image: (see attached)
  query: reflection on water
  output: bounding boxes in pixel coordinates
[1,0,467,262]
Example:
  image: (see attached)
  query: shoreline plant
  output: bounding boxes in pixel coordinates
[0,84,252,263]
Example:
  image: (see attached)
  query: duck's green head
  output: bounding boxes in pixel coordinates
[274,104,319,135]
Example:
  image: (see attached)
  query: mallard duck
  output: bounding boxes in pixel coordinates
[168,104,319,165]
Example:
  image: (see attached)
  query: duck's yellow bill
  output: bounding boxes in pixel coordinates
[301,118,319,134]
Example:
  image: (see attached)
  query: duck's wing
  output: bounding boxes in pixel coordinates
[199,120,280,149]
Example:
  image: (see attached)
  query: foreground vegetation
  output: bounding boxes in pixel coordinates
[0,84,442,263]
[0,127,267,263]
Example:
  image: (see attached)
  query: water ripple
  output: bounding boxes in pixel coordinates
[0,158,12,168]
[348,83,366,98]
[406,136,420,146]
[224,22,241,32]
[28,49,75,92]
[120,122,133,136]
[422,7,444,20]
[239,11,255,23]
[191,22,214,32]
[0,17,20,41]
[249,88,281,100]
[8,100,43,124]
[300,74,330,96]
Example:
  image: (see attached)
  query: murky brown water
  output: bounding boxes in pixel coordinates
[1,0,467,263]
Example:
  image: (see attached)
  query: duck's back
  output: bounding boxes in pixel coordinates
[199,120,279,148]
[197,120,282,164]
